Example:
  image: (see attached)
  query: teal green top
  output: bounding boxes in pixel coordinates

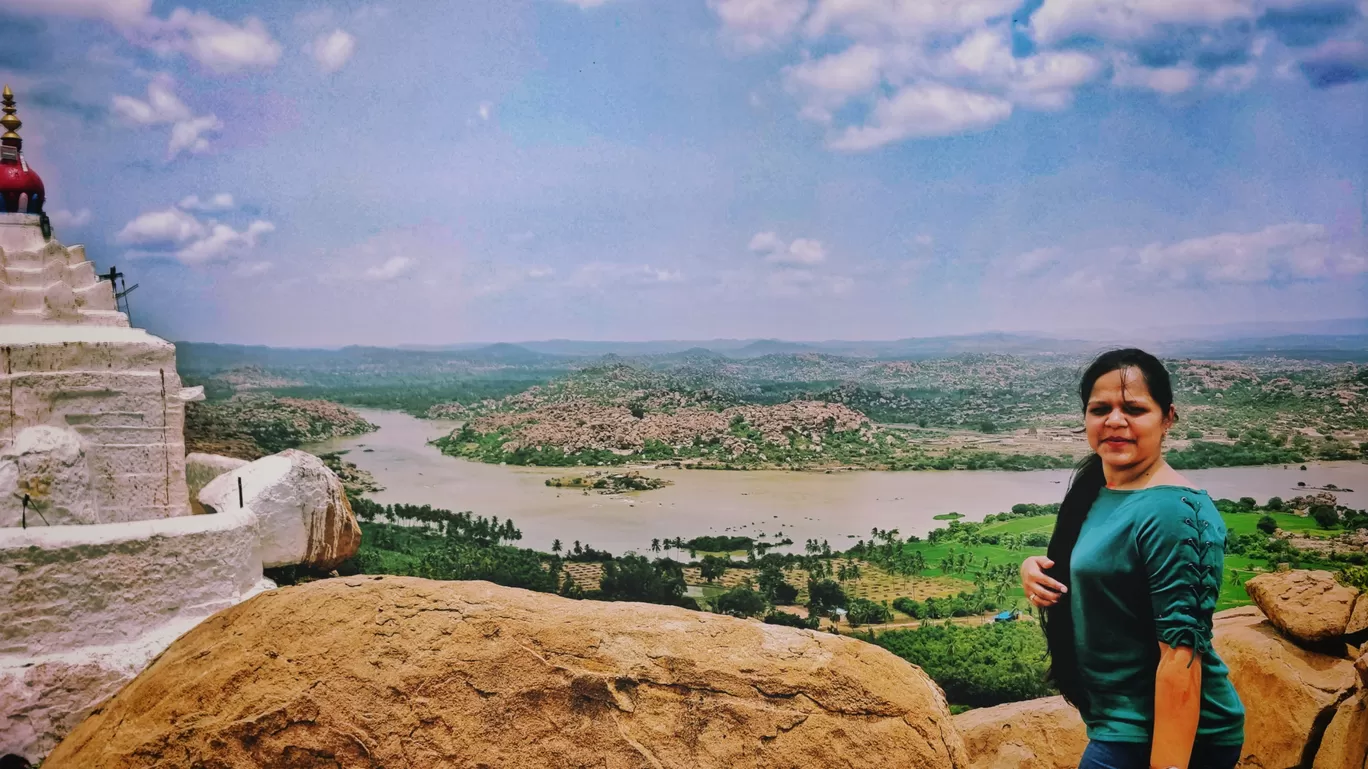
[1070,485,1245,746]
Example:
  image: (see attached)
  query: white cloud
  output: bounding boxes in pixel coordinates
[166,114,223,158]
[178,193,235,212]
[748,231,786,253]
[830,83,1012,151]
[557,0,617,7]
[1030,0,1260,46]
[1113,59,1200,94]
[234,261,274,278]
[0,0,151,24]
[478,102,493,121]
[116,207,207,247]
[1000,222,1367,291]
[471,264,557,296]
[111,76,222,159]
[137,9,282,73]
[913,233,934,246]
[785,44,884,122]
[4,2,283,72]
[749,232,828,264]
[110,75,191,124]
[945,29,1101,109]
[1208,63,1259,92]
[176,221,274,265]
[569,262,685,288]
[49,208,92,228]
[805,0,1019,41]
[309,29,356,73]
[1137,222,1366,283]
[781,238,827,265]
[708,0,810,50]
[116,205,273,266]
[1010,247,1063,278]
[365,256,416,281]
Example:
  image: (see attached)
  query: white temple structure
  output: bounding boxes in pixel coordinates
[0,86,362,762]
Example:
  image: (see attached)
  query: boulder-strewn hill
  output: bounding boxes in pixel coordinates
[185,394,376,460]
[47,576,969,768]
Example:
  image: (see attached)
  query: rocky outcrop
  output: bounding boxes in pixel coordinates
[1245,570,1360,645]
[1314,688,1368,769]
[1213,608,1358,769]
[184,452,248,514]
[0,426,91,526]
[199,448,360,571]
[46,576,968,768]
[953,696,1086,769]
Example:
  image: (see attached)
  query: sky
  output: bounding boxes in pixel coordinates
[1,0,1365,347]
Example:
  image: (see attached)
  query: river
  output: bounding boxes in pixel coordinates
[306,409,1368,556]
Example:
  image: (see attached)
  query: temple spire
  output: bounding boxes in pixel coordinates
[1,85,21,147]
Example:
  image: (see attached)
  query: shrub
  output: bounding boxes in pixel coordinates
[1311,505,1340,530]
[893,597,923,618]
[714,585,767,618]
[1335,565,1368,592]
[1267,496,1283,511]
[873,623,1054,707]
[1256,515,1278,535]
[807,578,848,613]
[845,598,893,626]
[763,611,818,629]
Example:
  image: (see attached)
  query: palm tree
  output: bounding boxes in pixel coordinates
[552,539,563,555]
[651,538,661,555]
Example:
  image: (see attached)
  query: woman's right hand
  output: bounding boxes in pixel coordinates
[1020,555,1067,608]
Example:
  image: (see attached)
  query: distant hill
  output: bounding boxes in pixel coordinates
[456,343,564,364]
[175,323,1368,369]
[731,339,824,357]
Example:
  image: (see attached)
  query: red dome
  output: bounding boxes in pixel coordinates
[1,84,44,214]
[0,153,45,214]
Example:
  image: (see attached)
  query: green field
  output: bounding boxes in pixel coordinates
[897,509,1346,613]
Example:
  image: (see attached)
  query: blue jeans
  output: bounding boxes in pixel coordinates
[1079,741,1242,769]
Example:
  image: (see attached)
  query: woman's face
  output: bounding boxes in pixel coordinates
[1085,367,1173,473]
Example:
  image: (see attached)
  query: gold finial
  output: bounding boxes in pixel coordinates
[2,85,21,142]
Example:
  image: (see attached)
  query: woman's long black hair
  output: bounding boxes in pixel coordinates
[1042,348,1176,714]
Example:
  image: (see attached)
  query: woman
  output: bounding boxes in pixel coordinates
[1019,349,1244,769]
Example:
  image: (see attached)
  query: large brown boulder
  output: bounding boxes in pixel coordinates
[199,448,361,571]
[46,576,968,769]
[1245,570,1359,645]
[1213,608,1357,769]
[954,696,1087,769]
[1348,595,1368,636]
[1312,689,1368,769]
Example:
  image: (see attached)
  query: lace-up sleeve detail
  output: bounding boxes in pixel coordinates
[1135,494,1223,663]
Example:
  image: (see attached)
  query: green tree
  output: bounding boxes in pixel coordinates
[599,555,687,606]
[715,585,767,618]
[1256,515,1278,535]
[758,564,798,604]
[1266,497,1283,511]
[846,597,893,626]
[1310,504,1339,529]
[700,555,729,582]
[807,578,848,614]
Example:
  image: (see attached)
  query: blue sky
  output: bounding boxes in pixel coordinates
[1,0,1365,346]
